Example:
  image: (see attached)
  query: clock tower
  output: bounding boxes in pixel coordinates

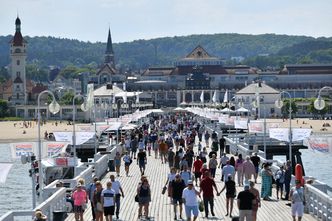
[10,16,27,105]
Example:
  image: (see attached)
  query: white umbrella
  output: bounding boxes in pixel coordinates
[236,107,249,112]
[220,108,234,113]
[174,107,186,111]
[121,123,138,130]
[151,109,164,113]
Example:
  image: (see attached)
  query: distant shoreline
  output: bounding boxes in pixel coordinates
[0,118,331,144]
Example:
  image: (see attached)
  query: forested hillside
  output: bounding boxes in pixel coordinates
[2,33,329,68]
[0,33,332,82]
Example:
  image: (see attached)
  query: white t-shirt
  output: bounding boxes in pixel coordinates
[101,188,115,207]
[110,180,121,194]
[182,187,198,206]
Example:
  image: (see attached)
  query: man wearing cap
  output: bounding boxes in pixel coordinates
[199,171,218,218]
[182,180,200,221]
[237,183,255,221]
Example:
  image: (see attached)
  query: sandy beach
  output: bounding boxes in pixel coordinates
[0,118,331,143]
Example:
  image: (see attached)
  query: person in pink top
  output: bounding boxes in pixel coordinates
[242,156,256,182]
[72,183,88,221]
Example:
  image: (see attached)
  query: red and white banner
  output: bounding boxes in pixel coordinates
[306,136,332,153]
[43,142,69,157]
[248,121,264,133]
[10,142,36,159]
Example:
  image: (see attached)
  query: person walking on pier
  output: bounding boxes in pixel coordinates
[208,154,218,178]
[284,160,292,200]
[199,171,218,218]
[261,163,273,201]
[123,152,132,177]
[219,136,226,156]
[218,174,236,218]
[114,152,121,177]
[237,183,255,221]
[275,166,285,200]
[87,177,99,221]
[109,175,124,220]
[171,173,186,220]
[235,154,244,186]
[137,149,147,175]
[249,180,261,221]
[101,181,116,221]
[137,178,151,220]
[250,153,260,183]
[289,180,305,221]
[243,156,255,182]
[193,156,203,186]
[92,181,104,221]
[182,180,200,221]
[72,183,88,221]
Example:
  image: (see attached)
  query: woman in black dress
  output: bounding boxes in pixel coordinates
[218,174,236,217]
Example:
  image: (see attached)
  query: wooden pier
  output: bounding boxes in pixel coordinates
[65,151,317,221]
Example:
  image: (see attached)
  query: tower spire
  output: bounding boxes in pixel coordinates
[104,27,115,68]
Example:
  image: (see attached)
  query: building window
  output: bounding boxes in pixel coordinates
[17,72,20,77]
[17,93,19,99]
[16,85,20,89]
[17,60,20,65]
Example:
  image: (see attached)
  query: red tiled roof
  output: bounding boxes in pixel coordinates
[10,31,27,46]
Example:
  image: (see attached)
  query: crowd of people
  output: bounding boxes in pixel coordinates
[35,112,306,221]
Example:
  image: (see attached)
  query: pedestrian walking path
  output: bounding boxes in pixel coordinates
[65,146,316,221]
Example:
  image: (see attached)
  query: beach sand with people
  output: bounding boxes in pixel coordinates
[0,118,331,143]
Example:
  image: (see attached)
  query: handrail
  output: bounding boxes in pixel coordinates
[0,144,121,221]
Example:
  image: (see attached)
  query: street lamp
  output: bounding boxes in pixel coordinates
[275,91,292,166]
[72,94,89,176]
[37,90,60,193]
[314,86,332,110]
[252,100,267,159]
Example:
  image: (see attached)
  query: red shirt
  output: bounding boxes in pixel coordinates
[200,177,216,198]
[193,160,203,172]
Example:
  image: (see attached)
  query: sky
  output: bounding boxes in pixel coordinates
[1,0,332,43]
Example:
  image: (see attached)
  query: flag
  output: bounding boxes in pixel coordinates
[123,92,127,104]
[212,90,217,103]
[223,89,228,103]
[136,92,140,104]
[200,90,204,103]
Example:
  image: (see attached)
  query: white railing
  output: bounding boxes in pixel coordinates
[0,144,120,221]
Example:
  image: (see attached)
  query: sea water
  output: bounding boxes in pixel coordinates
[0,143,332,217]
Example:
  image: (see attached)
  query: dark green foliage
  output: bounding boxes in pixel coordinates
[0,33,331,75]
[0,99,10,117]
[281,99,298,118]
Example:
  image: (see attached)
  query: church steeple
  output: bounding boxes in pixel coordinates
[104,28,115,68]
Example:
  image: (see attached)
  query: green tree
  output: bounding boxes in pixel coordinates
[281,99,298,118]
[0,99,9,118]
[59,91,84,105]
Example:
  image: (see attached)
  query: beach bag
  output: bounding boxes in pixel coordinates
[162,185,167,195]
[96,202,103,211]
[198,200,204,212]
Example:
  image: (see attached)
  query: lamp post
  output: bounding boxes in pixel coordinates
[252,100,267,158]
[72,94,89,176]
[37,90,60,193]
[275,91,292,165]
[314,86,332,110]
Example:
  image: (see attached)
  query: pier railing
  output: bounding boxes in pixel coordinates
[222,130,332,221]
[0,144,119,221]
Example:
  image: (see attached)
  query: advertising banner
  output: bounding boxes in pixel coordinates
[54,132,95,145]
[269,128,289,142]
[306,136,332,153]
[248,121,264,133]
[292,128,312,142]
[234,119,248,129]
[10,142,36,159]
[43,142,69,158]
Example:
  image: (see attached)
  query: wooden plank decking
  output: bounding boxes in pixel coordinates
[66,144,317,221]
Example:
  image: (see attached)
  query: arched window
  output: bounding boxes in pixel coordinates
[15,48,21,53]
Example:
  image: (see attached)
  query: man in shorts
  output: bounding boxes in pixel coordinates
[137,149,147,175]
[182,180,200,221]
[171,173,186,220]
[101,181,115,221]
